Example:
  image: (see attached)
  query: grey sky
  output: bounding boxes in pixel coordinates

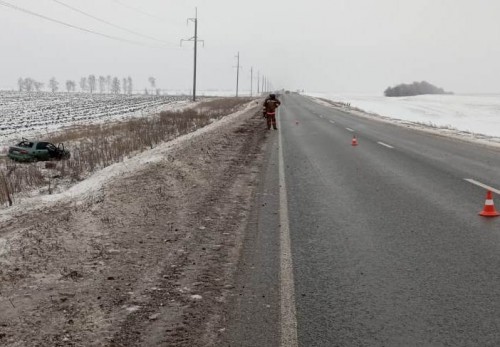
[1,0,499,94]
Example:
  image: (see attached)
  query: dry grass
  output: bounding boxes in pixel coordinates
[0,97,254,207]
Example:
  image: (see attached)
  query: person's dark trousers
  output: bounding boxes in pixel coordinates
[266,113,277,130]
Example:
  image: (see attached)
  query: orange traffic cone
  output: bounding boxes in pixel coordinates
[351,136,358,146]
[479,191,500,217]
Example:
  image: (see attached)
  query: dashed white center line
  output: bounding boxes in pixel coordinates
[377,141,394,149]
[464,179,500,195]
[346,127,354,132]
[329,120,335,124]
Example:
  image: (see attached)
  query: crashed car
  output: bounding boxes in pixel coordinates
[8,139,70,162]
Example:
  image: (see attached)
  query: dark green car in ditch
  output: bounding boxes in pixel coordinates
[8,139,70,162]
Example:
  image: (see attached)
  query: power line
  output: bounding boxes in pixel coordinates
[110,0,167,22]
[51,0,176,46]
[0,0,168,48]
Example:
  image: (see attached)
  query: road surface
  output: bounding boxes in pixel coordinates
[225,93,500,346]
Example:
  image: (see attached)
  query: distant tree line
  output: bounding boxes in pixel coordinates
[17,76,161,95]
[384,81,453,97]
[17,78,44,93]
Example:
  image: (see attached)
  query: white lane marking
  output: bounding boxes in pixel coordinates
[346,127,354,132]
[377,141,394,149]
[464,179,500,195]
[329,120,336,124]
[278,110,299,347]
[319,115,324,118]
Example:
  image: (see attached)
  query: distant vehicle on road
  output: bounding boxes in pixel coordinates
[8,139,70,162]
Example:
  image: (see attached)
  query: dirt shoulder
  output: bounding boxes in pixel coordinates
[0,105,270,346]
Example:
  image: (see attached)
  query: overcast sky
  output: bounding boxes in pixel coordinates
[1,0,499,94]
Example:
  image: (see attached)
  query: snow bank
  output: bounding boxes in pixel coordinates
[309,93,500,138]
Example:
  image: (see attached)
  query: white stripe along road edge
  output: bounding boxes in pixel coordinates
[464,179,500,195]
[329,120,336,124]
[346,127,354,132]
[377,141,394,149]
[278,111,299,347]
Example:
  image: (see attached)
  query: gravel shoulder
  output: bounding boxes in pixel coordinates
[0,104,269,346]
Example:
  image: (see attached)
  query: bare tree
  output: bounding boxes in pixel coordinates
[80,77,88,92]
[49,77,59,93]
[148,77,156,91]
[122,78,128,94]
[144,88,149,95]
[24,78,34,93]
[65,80,72,92]
[34,81,44,92]
[98,76,106,94]
[17,78,25,92]
[66,80,76,92]
[106,75,112,93]
[127,76,133,94]
[156,88,161,96]
[88,75,96,93]
[111,77,121,94]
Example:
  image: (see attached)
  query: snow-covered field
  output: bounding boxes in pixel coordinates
[0,92,191,148]
[309,93,500,138]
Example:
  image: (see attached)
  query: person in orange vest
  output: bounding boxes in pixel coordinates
[262,93,281,130]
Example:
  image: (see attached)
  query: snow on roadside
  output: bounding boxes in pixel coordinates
[308,93,500,148]
[0,100,259,223]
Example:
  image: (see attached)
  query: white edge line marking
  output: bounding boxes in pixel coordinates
[329,120,335,124]
[464,179,500,195]
[377,141,394,149]
[278,109,299,347]
[346,127,354,132]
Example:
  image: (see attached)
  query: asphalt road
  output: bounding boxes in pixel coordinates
[225,93,500,347]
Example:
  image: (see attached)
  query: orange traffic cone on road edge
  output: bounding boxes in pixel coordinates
[479,191,500,217]
[351,136,358,146]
